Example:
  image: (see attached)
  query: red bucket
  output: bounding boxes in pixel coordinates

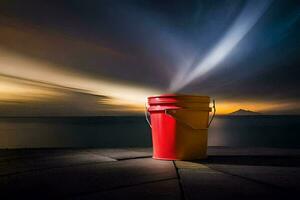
[145,94,215,160]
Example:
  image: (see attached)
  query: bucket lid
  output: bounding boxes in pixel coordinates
[148,94,210,104]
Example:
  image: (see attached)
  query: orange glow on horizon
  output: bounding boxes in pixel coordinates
[215,101,296,115]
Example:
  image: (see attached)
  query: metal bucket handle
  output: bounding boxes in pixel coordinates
[145,103,152,128]
[208,99,216,127]
[145,100,216,129]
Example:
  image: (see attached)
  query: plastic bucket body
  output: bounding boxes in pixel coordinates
[146,94,215,160]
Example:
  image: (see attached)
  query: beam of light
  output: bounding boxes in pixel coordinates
[0,48,160,112]
[0,76,65,103]
[170,0,272,92]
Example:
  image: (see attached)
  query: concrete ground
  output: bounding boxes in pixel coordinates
[1,147,300,199]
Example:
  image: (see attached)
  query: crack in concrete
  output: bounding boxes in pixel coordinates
[173,161,187,200]
[116,155,152,161]
[0,155,153,177]
[0,160,117,177]
[206,164,291,193]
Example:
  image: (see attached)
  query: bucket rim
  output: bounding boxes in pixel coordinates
[148,94,210,104]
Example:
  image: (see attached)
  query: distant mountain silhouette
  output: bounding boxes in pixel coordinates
[229,109,261,116]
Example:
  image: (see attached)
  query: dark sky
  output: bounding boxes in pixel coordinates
[0,0,299,115]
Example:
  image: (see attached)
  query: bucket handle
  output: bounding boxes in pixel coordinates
[208,99,216,127]
[165,99,216,130]
[145,103,152,128]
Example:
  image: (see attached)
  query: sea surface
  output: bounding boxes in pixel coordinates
[0,116,300,149]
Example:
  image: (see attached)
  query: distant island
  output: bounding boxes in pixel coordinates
[229,109,261,116]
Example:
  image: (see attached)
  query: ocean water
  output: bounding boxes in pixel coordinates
[0,116,300,149]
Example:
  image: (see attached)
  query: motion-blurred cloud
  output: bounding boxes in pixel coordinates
[0,0,299,115]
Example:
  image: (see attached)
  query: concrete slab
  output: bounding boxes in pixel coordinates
[0,158,177,199]
[73,179,181,200]
[175,161,285,200]
[1,147,300,199]
[201,148,300,192]
[0,152,116,176]
[207,164,300,191]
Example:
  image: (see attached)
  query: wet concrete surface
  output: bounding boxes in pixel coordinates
[0,147,299,199]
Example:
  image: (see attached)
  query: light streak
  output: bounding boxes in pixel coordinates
[0,48,160,111]
[170,0,272,92]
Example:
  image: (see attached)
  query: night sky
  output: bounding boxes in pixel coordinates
[0,0,299,115]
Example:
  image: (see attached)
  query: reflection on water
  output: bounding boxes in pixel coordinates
[0,116,300,148]
[209,116,300,148]
[0,117,152,148]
